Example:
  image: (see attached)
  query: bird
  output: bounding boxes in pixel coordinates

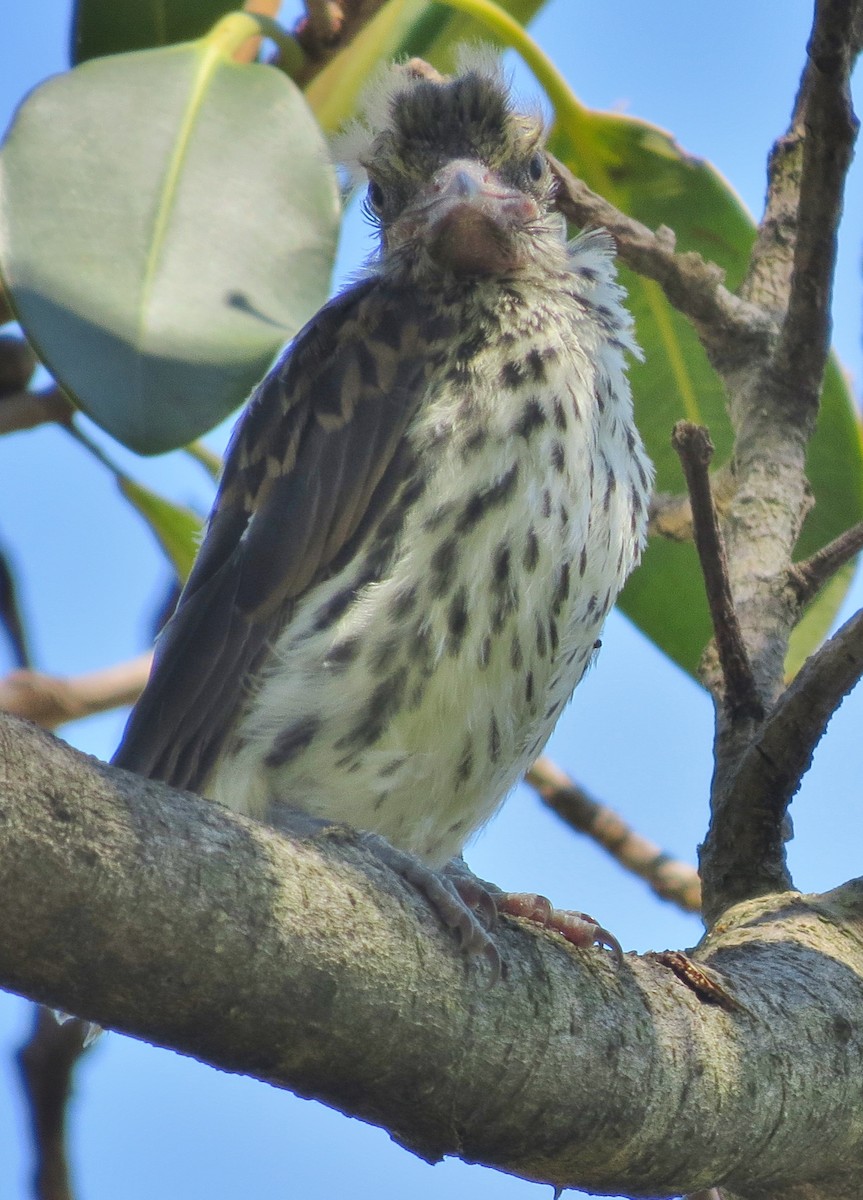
[113,52,653,964]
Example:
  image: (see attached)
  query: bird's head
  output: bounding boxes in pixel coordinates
[338,53,566,283]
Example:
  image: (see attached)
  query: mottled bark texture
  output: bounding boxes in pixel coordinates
[2,2,863,1198]
[2,712,863,1198]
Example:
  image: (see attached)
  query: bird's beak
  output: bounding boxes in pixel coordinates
[399,158,539,276]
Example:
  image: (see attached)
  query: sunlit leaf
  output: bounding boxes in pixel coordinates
[0,19,340,454]
[305,0,548,132]
[118,478,203,582]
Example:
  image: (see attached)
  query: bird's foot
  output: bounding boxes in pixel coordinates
[439,862,622,966]
[266,806,502,974]
[491,891,623,963]
[360,836,503,980]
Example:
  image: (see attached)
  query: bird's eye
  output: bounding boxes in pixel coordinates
[527,152,545,183]
[367,180,385,213]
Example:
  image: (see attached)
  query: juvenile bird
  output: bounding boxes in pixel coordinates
[114,55,652,959]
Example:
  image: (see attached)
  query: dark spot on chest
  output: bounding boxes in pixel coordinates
[265,716,320,768]
[513,398,547,439]
[370,632,401,675]
[500,360,522,389]
[493,542,511,589]
[510,634,523,669]
[455,733,474,784]
[336,667,408,751]
[456,463,519,533]
[553,562,571,614]
[313,586,355,632]
[523,527,539,572]
[488,713,501,763]
[430,536,460,596]
[535,614,548,658]
[389,583,418,621]
[447,587,469,654]
[325,637,360,670]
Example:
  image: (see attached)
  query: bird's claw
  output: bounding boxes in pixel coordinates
[492,891,623,964]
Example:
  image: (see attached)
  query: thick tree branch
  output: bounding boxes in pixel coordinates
[525,756,701,913]
[672,422,763,720]
[700,0,861,928]
[3,714,863,1197]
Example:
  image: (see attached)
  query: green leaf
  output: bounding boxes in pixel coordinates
[549,110,863,679]
[118,477,203,582]
[70,0,241,64]
[0,19,340,455]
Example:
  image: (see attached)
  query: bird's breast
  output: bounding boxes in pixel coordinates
[209,288,649,867]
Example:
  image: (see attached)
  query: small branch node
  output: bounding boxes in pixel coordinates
[789,518,863,608]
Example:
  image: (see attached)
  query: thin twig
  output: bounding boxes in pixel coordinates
[17,1006,93,1200]
[292,0,387,72]
[0,387,74,436]
[525,757,701,914]
[0,333,37,396]
[671,422,763,720]
[296,0,345,52]
[790,518,863,607]
[547,154,778,370]
[0,653,151,728]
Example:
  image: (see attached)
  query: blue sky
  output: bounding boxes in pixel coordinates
[1,3,861,1199]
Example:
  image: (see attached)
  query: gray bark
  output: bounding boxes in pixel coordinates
[2,711,863,1199]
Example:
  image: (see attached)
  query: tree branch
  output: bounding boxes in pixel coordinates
[700,606,863,924]
[17,1007,93,1200]
[772,0,862,412]
[0,387,74,436]
[672,422,763,720]
[525,756,701,913]
[0,654,151,728]
[547,154,778,374]
[700,0,862,927]
[3,713,863,1197]
[790,519,863,608]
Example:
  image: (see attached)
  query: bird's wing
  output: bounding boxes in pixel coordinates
[113,277,448,793]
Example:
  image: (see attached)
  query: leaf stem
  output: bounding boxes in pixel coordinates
[432,0,586,128]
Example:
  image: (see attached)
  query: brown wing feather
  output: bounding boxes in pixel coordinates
[113,277,449,793]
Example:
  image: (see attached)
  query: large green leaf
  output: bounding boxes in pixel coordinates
[71,0,241,64]
[0,18,340,454]
[548,109,863,678]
